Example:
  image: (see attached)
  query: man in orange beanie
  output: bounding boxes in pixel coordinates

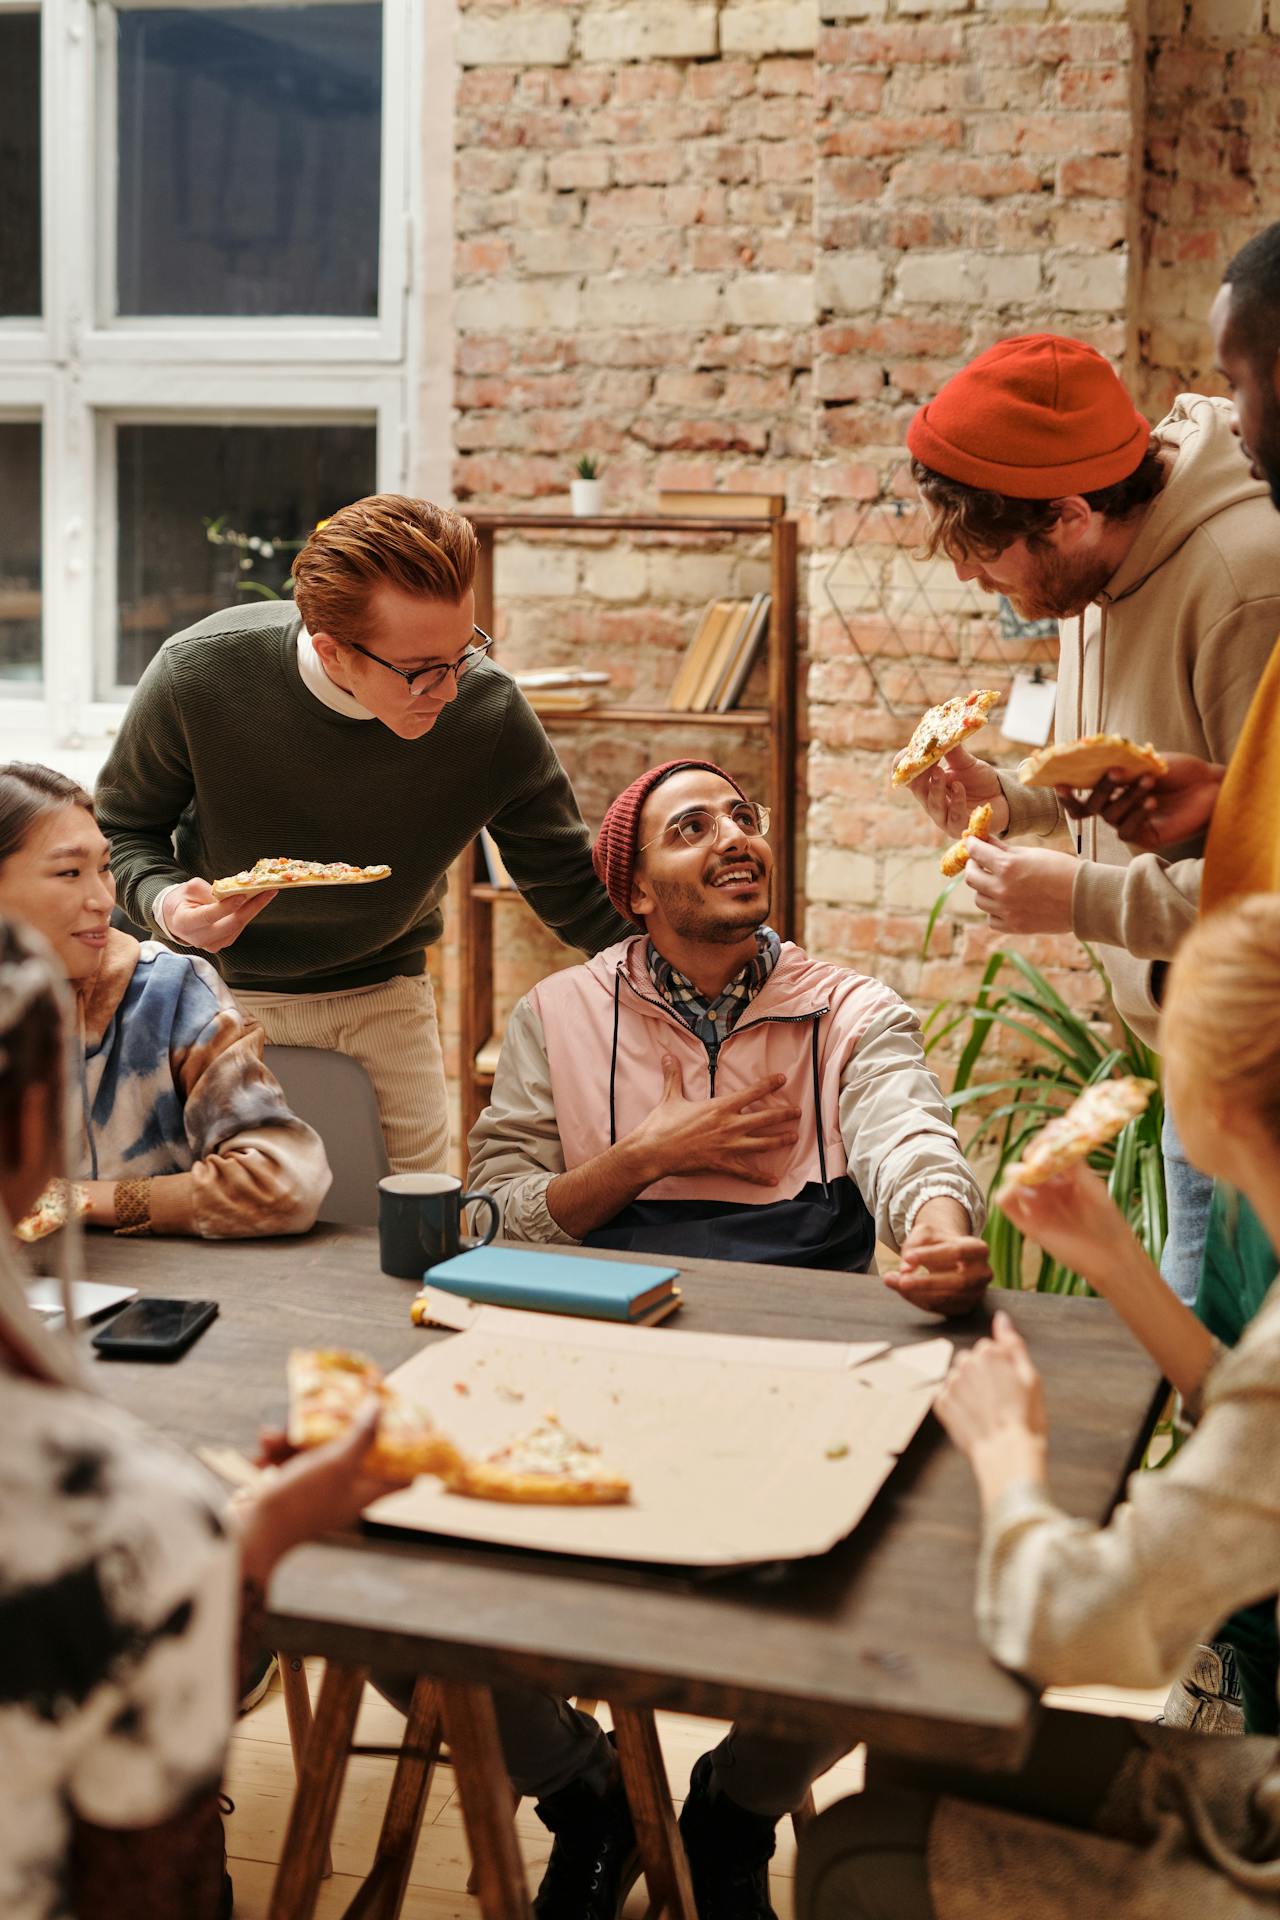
[901,332,1280,1306]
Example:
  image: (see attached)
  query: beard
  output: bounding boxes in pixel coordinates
[1005,548,1116,621]
[649,872,772,945]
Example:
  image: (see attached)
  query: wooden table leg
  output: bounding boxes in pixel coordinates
[268,1662,366,1920]
[612,1705,697,1920]
[280,1655,333,1880]
[340,1677,443,1920]
[438,1681,532,1920]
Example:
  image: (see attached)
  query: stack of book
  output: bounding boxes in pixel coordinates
[420,1246,683,1326]
[667,593,771,712]
[514,668,611,713]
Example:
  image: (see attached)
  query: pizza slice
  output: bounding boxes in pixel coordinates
[891,690,1003,788]
[212,857,392,899]
[286,1348,461,1480]
[1017,735,1167,790]
[14,1180,91,1245]
[940,802,994,878]
[444,1414,631,1507]
[1001,1076,1157,1192]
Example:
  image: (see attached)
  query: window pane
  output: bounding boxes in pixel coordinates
[116,4,382,319]
[0,422,42,686]
[0,11,41,317]
[114,421,377,688]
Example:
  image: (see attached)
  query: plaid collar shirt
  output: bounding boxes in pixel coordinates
[645,926,782,1056]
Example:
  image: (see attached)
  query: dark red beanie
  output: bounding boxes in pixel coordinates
[593,760,746,921]
[906,333,1150,499]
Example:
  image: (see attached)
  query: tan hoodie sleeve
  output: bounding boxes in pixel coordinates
[837,1001,986,1251]
[995,770,1064,842]
[465,996,577,1245]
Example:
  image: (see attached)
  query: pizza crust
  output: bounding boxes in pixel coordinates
[286,1348,461,1481]
[14,1180,90,1244]
[940,802,994,878]
[443,1415,631,1507]
[212,859,391,898]
[1001,1076,1157,1190]
[1017,736,1167,790]
[892,690,1003,788]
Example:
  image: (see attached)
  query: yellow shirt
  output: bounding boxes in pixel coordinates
[1203,634,1280,911]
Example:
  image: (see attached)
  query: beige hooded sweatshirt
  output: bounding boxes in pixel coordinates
[997,394,1280,1046]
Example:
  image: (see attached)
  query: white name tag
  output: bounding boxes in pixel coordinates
[1002,670,1057,747]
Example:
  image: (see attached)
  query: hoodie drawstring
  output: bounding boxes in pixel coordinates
[1073,603,1108,864]
[607,971,621,1148]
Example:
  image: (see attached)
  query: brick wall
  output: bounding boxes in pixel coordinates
[440,0,1260,1146]
[1138,0,1279,415]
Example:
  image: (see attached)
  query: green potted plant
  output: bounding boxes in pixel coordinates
[571,454,603,517]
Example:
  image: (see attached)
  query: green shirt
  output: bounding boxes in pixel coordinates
[1196,1182,1278,1349]
[96,602,630,993]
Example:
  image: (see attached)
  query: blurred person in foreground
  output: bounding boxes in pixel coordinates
[798,894,1280,1920]
[0,913,408,1919]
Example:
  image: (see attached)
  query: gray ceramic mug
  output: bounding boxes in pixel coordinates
[377,1172,499,1279]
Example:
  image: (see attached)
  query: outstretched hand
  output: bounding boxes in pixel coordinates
[1056,752,1225,852]
[243,1402,412,1580]
[885,1200,991,1317]
[933,1310,1048,1462]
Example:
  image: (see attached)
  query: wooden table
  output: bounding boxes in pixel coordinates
[85,1228,1164,1917]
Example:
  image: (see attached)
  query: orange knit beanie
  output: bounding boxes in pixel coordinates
[906,334,1150,498]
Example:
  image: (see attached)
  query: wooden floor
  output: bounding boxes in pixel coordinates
[224,1664,1166,1918]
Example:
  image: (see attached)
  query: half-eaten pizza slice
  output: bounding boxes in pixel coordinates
[212,857,392,898]
[940,802,994,878]
[1017,735,1167,790]
[1001,1076,1157,1192]
[286,1348,461,1480]
[15,1180,91,1245]
[892,690,1003,788]
[444,1414,631,1506]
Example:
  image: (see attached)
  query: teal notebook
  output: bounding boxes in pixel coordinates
[425,1247,680,1322]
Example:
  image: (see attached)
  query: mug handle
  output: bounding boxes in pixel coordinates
[460,1189,500,1249]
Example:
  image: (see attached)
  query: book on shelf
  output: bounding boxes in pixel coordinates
[513,669,611,690]
[689,598,755,712]
[526,688,600,712]
[712,592,771,712]
[478,829,515,890]
[657,489,785,520]
[667,598,737,711]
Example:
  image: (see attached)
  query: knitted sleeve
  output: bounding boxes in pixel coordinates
[95,647,199,933]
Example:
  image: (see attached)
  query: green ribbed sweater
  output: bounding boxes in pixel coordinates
[96,603,630,993]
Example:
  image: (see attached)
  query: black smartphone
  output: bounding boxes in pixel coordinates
[92,1296,219,1362]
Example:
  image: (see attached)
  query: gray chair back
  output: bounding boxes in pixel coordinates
[264,1045,389,1228]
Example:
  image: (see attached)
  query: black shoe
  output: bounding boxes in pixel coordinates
[678,1753,778,1920]
[532,1767,639,1919]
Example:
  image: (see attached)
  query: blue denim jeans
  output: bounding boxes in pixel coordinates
[1159,1108,1214,1307]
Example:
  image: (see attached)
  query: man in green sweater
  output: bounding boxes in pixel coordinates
[96,494,631,1174]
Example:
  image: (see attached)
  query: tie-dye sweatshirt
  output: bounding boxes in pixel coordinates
[76,931,330,1238]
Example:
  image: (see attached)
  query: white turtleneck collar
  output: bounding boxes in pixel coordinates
[297,626,375,720]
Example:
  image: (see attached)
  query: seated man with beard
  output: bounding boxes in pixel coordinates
[458,760,988,1920]
[471,758,988,1313]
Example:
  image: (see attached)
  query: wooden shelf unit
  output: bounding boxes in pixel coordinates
[457,508,799,1146]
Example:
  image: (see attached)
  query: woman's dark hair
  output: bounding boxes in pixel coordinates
[0,763,94,868]
[912,439,1166,563]
[0,916,65,1172]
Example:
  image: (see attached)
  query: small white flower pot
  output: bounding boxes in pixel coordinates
[571,478,604,517]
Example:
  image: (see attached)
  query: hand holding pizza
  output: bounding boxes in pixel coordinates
[899,743,1011,840]
[963,836,1076,934]
[996,1159,1141,1293]
[1057,752,1226,852]
[164,876,279,954]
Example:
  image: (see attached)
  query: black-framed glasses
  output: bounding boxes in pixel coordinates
[340,625,494,698]
[638,798,770,855]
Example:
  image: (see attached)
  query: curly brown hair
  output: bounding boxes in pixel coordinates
[912,441,1165,563]
[292,494,478,640]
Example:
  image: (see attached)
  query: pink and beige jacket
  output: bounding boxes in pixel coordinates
[467,937,983,1270]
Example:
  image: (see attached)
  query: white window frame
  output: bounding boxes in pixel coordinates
[0,0,422,765]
